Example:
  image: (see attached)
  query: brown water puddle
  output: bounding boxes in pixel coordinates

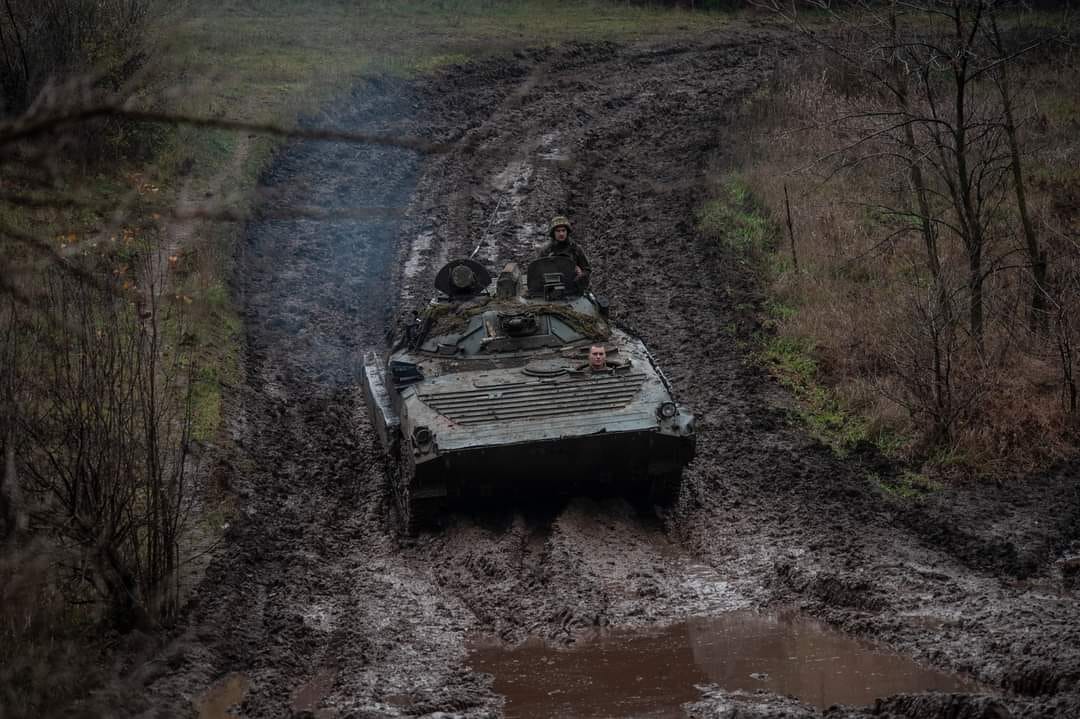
[468,610,976,718]
[195,673,250,719]
[292,667,336,716]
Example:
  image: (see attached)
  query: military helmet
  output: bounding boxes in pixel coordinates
[548,215,571,237]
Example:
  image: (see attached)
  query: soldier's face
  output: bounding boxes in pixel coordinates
[553,226,568,243]
[589,346,606,369]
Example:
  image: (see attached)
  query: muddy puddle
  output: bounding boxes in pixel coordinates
[468,610,977,717]
[195,673,250,719]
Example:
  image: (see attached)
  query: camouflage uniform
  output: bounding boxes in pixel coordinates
[539,216,591,287]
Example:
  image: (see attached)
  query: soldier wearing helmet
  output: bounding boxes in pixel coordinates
[539,215,591,288]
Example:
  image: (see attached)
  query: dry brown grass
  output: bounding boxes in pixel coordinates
[730,37,1080,477]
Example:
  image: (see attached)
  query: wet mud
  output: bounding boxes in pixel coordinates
[99,26,1080,719]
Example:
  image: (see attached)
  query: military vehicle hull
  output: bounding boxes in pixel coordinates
[362,256,695,532]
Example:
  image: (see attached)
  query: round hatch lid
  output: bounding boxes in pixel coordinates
[522,359,571,377]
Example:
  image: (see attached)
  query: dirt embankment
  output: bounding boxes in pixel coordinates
[93,27,1079,719]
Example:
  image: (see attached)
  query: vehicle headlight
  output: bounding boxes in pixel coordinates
[412,426,434,452]
[657,401,678,420]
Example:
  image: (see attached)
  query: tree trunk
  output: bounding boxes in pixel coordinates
[783,184,798,273]
[968,240,983,345]
[891,2,952,424]
[954,62,984,343]
[989,10,1048,334]
[1059,309,1078,416]
[2,0,29,107]
[2,425,20,541]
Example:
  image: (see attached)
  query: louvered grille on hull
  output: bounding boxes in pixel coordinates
[419,373,647,425]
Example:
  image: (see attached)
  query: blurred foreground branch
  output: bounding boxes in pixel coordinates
[1,105,446,153]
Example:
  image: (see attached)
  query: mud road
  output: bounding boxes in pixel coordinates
[105,28,1080,719]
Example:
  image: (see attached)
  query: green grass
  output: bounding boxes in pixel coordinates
[697,179,901,458]
[760,334,870,454]
[187,281,242,444]
[191,365,224,443]
[870,470,942,500]
[697,176,778,262]
[154,0,734,127]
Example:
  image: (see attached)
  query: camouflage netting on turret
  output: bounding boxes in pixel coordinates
[424,297,610,340]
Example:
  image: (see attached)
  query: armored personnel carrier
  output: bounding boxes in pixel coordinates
[362,255,695,532]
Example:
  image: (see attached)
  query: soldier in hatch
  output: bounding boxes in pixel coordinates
[588,344,609,373]
[539,215,591,288]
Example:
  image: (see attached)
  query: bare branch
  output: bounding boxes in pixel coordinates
[0,106,447,154]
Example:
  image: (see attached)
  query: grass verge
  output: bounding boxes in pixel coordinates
[697,175,910,461]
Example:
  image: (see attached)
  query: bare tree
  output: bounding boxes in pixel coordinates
[1051,231,1080,418]
[985,6,1048,334]
[1,297,25,542]
[885,1,957,433]
[10,238,197,626]
[0,0,151,118]
[759,0,1069,446]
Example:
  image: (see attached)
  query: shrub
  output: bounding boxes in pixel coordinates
[0,0,154,160]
